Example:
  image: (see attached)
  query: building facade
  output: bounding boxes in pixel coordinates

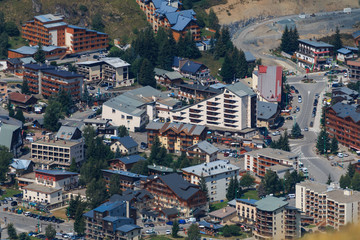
[186,140,219,163]
[23,63,83,99]
[326,102,360,150]
[182,160,240,202]
[8,45,67,60]
[177,83,222,103]
[22,14,108,55]
[347,58,360,81]
[294,39,334,71]
[31,139,85,169]
[170,81,257,132]
[143,173,208,217]
[252,65,282,103]
[146,122,207,154]
[102,170,147,192]
[110,136,139,156]
[244,148,299,178]
[236,198,258,225]
[296,181,360,229]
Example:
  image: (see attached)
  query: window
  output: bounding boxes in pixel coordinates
[112,109,116,113]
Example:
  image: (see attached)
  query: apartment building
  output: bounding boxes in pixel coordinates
[253,196,301,240]
[177,83,222,103]
[186,140,219,163]
[294,39,334,71]
[31,139,85,169]
[136,0,200,41]
[326,102,360,150]
[23,63,83,99]
[84,200,141,240]
[0,80,7,99]
[76,58,132,87]
[170,81,257,132]
[296,180,360,229]
[182,160,240,202]
[236,198,258,225]
[146,122,207,154]
[252,65,282,103]
[143,173,208,217]
[102,170,147,192]
[8,45,67,60]
[244,148,299,178]
[102,86,181,132]
[347,58,360,81]
[21,14,108,55]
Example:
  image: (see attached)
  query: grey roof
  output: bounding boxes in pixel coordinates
[189,141,219,155]
[116,224,141,233]
[102,169,147,180]
[298,39,334,48]
[154,68,170,76]
[165,71,183,80]
[55,126,80,140]
[34,14,64,23]
[24,183,61,194]
[255,196,288,211]
[0,123,20,150]
[158,173,201,200]
[35,169,78,176]
[10,159,32,170]
[246,148,298,162]
[325,189,360,203]
[227,199,236,207]
[113,155,146,165]
[332,87,358,96]
[146,122,206,136]
[110,189,153,202]
[352,30,360,39]
[297,180,329,193]
[210,83,227,89]
[101,57,130,68]
[161,207,178,216]
[257,101,278,120]
[337,48,352,55]
[226,81,256,98]
[331,102,360,123]
[116,136,138,149]
[148,165,174,173]
[244,51,256,62]
[182,160,239,177]
[208,206,237,219]
[20,57,36,64]
[43,22,67,29]
[179,83,222,94]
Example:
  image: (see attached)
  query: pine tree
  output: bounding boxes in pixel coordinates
[92,13,105,32]
[240,173,255,189]
[291,122,302,138]
[34,43,46,63]
[117,125,129,137]
[351,172,360,191]
[44,100,63,132]
[0,32,9,59]
[289,26,299,53]
[86,179,109,209]
[14,108,25,123]
[208,9,220,31]
[348,163,356,179]
[281,130,290,152]
[74,203,86,235]
[226,177,235,200]
[339,174,351,189]
[109,174,122,196]
[220,54,234,84]
[316,129,330,154]
[69,158,77,173]
[138,58,156,87]
[333,26,342,51]
[280,25,290,53]
[330,137,339,154]
[327,174,332,185]
[187,224,200,240]
[45,224,56,240]
[7,223,17,240]
[21,79,30,95]
[199,173,208,200]
[172,220,179,238]
[257,180,266,199]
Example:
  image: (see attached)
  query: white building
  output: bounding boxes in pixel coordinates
[102,86,181,132]
[182,160,240,202]
[296,180,360,229]
[170,81,257,132]
[23,184,62,205]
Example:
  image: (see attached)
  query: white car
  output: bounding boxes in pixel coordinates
[24,211,31,216]
[166,230,171,235]
[337,153,344,158]
[344,72,348,77]
[298,98,302,103]
[146,230,156,234]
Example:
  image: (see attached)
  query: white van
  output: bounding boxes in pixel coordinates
[301,167,308,173]
[299,162,304,168]
[288,194,295,199]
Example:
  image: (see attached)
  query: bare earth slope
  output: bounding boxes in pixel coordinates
[210,0,359,25]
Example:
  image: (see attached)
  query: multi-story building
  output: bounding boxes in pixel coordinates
[108,155,146,171]
[34,169,79,190]
[236,198,258,225]
[252,66,282,103]
[294,39,334,71]
[102,86,181,132]
[296,180,360,229]
[102,169,147,192]
[347,58,360,81]
[143,173,208,217]
[23,63,83,99]
[0,123,23,157]
[326,102,360,150]
[84,199,141,240]
[136,0,200,41]
[76,58,132,87]
[182,160,240,202]
[8,45,67,60]
[0,80,7,99]
[146,122,207,154]
[257,101,280,128]
[21,14,108,56]
[186,140,219,163]
[177,83,222,103]
[253,196,301,240]
[170,81,257,132]
[30,139,85,169]
[244,148,299,177]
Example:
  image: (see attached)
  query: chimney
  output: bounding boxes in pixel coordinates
[223,208,227,213]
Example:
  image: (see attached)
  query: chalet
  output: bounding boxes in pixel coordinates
[108,155,146,171]
[9,92,37,111]
[185,140,219,163]
[154,68,183,88]
[110,136,139,155]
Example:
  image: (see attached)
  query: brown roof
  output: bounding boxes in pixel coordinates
[9,92,36,104]
[208,206,237,219]
[347,59,360,67]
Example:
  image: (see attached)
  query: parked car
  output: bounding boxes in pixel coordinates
[166,221,173,225]
[337,153,344,158]
[344,153,349,157]
[304,127,308,131]
[149,223,155,227]
[310,122,314,127]
[24,211,31,217]
[145,230,156,234]
[166,230,171,235]
[286,116,293,120]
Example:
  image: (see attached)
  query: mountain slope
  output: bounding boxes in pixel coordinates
[0,0,149,41]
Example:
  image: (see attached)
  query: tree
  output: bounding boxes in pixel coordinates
[291,122,302,138]
[327,174,332,185]
[158,39,176,71]
[67,64,77,72]
[83,125,96,146]
[220,54,234,84]
[280,25,290,53]
[172,220,179,238]
[0,32,9,59]
[18,233,30,240]
[263,170,283,194]
[257,180,266,199]
[21,79,30,95]
[330,137,339,154]
[208,9,220,31]
[0,146,13,181]
[199,173,209,200]
[7,223,17,240]
[130,159,149,175]
[117,125,129,137]
[92,13,105,32]
[149,136,161,161]
[339,174,351,189]
[79,5,88,13]
[34,43,46,63]
[348,163,356,179]
[55,88,74,115]
[86,179,108,209]
[351,172,360,191]
[333,26,342,51]
[281,130,290,152]
[109,174,122,196]
[74,202,86,235]
[226,177,235,201]
[45,224,56,240]
[288,27,299,53]
[240,173,255,189]
[186,224,200,240]
[14,108,25,123]
[316,129,330,155]
[44,100,63,131]
[138,58,156,87]
[5,21,19,37]
[68,195,81,218]
[69,158,77,173]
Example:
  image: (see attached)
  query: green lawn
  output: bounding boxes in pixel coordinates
[191,52,224,80]
[240,190,260,200]
[0,188,21,200]
[8,36,27,49]
[210,200,228,211]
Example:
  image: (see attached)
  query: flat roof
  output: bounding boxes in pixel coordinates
[296,180,328,193]
[24,183,61,194]
[34,14,64,23]
[246,148,298,162]
[182,160,239,177]
[32,139,83,147]
[298,39,334,48]
[208,206,237,219]
[256,196,288,212]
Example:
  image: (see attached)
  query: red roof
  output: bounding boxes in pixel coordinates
[9,92,36,104]
[258,65,268,73]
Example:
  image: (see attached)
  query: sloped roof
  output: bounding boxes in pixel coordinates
[116,136,138,149]
[154,68,170,76]
[7,58,22,65]
[165,71,183,80]
[116,224,141,233]
[257,101,278,120]
[244,51,256,62]
[0,124,20,150]
[147,165,174,173]
[55,126,80,140]
[180,61,203,74]
[20,57,36,64]
[190,140,219,155]
[112,155,146,165]
[34,14,64,23]
[146,122,206,136]
[102,169,147,180]
[9,92,37,104]
[208,206,236,219]
[226,81,256,98]
[158,173,201,200]
[298,39,334,48]
[236,198,258,206]
[331,102,360,123]
[173,56,184,68]
[35,169,78,176]
[182,160,239,177]
[337,48,352,55]
[10,159,32,170]
[352,30,360,39]
[197,220,223,230]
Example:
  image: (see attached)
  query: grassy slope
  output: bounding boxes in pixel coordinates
[0,0,149,41]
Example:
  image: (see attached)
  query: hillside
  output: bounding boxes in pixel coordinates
[0,0,149,41]
[209,0,359,25]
